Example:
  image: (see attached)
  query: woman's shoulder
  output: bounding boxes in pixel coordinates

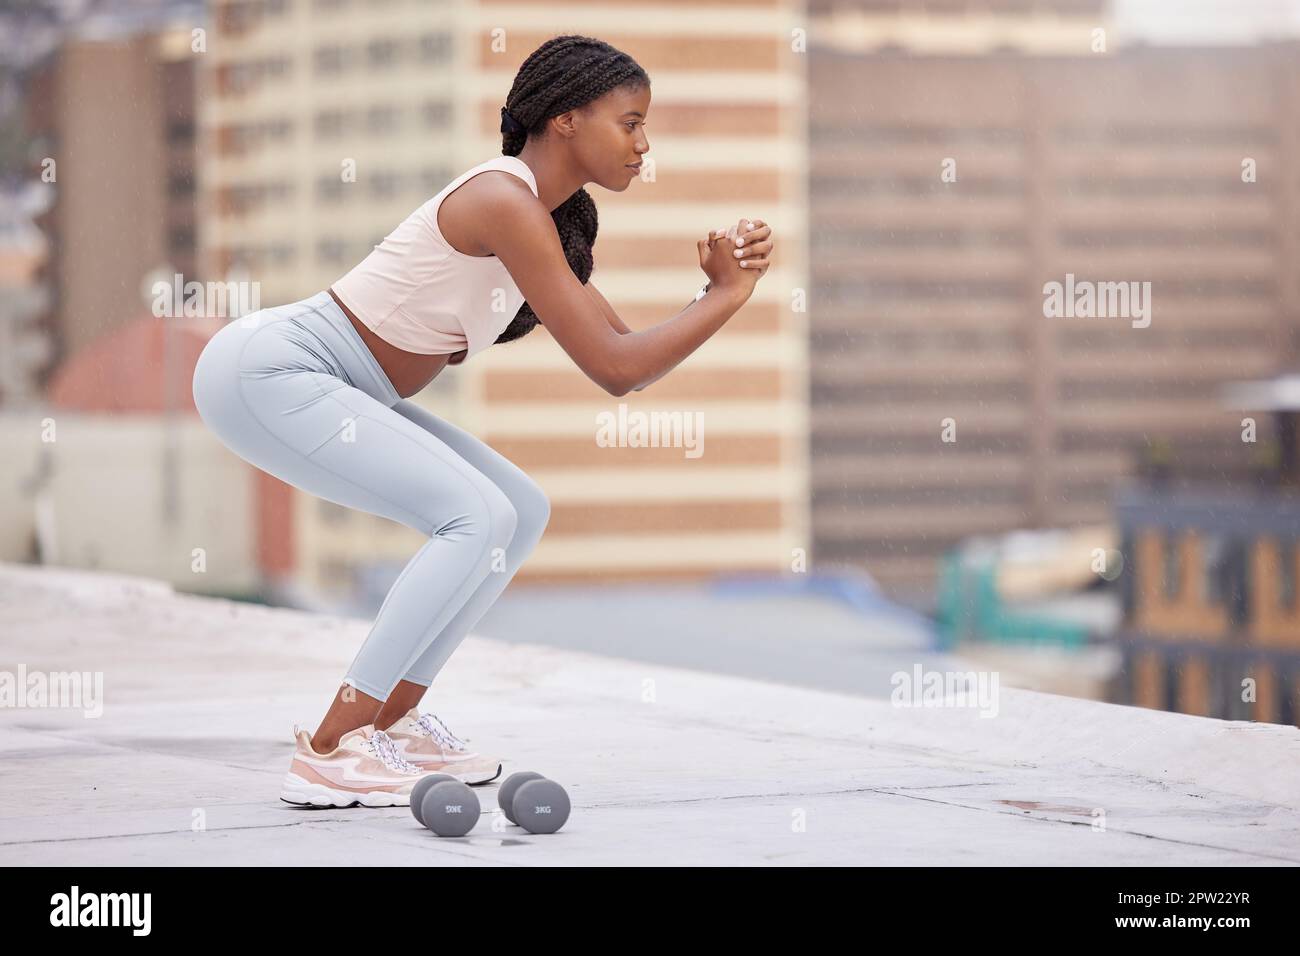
[456,155,539,199]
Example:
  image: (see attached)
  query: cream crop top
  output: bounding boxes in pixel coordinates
[331,155,539,360]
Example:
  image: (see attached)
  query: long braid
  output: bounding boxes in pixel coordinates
[494,36,649,345]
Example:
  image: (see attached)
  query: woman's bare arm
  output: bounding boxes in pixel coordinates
[586,281,683,391]
[480,179,750,396]
[585,282,633,335]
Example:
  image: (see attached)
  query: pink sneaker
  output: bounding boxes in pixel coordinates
[280,723,426,808]
[382,708,502,786]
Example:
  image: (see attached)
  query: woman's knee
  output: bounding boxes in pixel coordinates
[434,475,518,550]
[510,477,550,548]
[486,483,520,548]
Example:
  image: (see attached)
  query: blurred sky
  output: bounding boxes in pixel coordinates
[1114,0,1300,43]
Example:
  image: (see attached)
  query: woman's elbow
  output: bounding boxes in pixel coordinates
[598,356,635,396]
[603,375,631,397]
[585,364,628,396]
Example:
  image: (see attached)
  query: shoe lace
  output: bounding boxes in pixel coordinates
[417,712,469,752]
[366,729,421,774]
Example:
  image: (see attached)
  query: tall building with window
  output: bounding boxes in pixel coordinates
[26,18,200,364]
[199,0,808,602]
[807,1,1300,602]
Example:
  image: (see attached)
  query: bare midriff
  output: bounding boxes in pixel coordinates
[327,287,466,399]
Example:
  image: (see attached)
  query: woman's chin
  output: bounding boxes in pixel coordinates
[598,170,637,191]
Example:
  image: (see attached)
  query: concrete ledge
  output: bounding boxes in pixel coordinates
[1,562,1298,866]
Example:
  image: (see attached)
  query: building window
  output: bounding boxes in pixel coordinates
[168,173,195,197]
[1202,533,1228,606]
[1162,532,1181,599]
[315,109,347,138]
[417,33,451,64]
[421,100,451,129]
[366,106,400,134]
[314,45,351,74]
[420,165,453,194]
[317,238,357,264]
[1279,540,1297,612]
[1279,672,1297,728]
[223,56,291,93]
[168,226,196,251]
[369,170,404,198]
[1118,532,1136,621]
[367,38,400,69]
[166,120,195,144]
[1226,541,1248,626]
[1163,656,1180,713]
[317,176,348,202]
[1224,663,1241,719]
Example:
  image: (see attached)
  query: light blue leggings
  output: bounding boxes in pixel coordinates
[191,290,550,700]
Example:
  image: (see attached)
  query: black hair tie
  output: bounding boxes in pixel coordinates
[500,106,526,136]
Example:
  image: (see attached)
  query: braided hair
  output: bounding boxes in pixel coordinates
[494,35,650,345]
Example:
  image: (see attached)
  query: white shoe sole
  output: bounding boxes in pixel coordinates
[279,772,412,808]
[415,762,502,786]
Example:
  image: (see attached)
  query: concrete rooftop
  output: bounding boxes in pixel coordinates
[1,562,1298,866]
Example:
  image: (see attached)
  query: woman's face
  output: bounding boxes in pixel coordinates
[571,84,651,192]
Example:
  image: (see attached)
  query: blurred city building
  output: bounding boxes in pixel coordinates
[24,9,201,362]
[1112,372,1300,727]
[10,0,1300,651]
[808,1,1300,604]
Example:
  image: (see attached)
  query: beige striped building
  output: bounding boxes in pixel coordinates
[199,0,808,599]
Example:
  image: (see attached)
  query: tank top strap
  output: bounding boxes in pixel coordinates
[472,155,539,198]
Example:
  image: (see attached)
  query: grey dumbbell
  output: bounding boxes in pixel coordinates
[410,773,457,827]
[512,778,570,834]
[420,780,480,837]
[497,771,546,824]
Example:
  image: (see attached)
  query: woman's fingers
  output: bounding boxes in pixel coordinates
[731,222,772,261]
[731,237,772,261]
[708,219,772,257]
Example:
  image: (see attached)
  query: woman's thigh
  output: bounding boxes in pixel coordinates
[193,315,516,538]
[389,399,550,522]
